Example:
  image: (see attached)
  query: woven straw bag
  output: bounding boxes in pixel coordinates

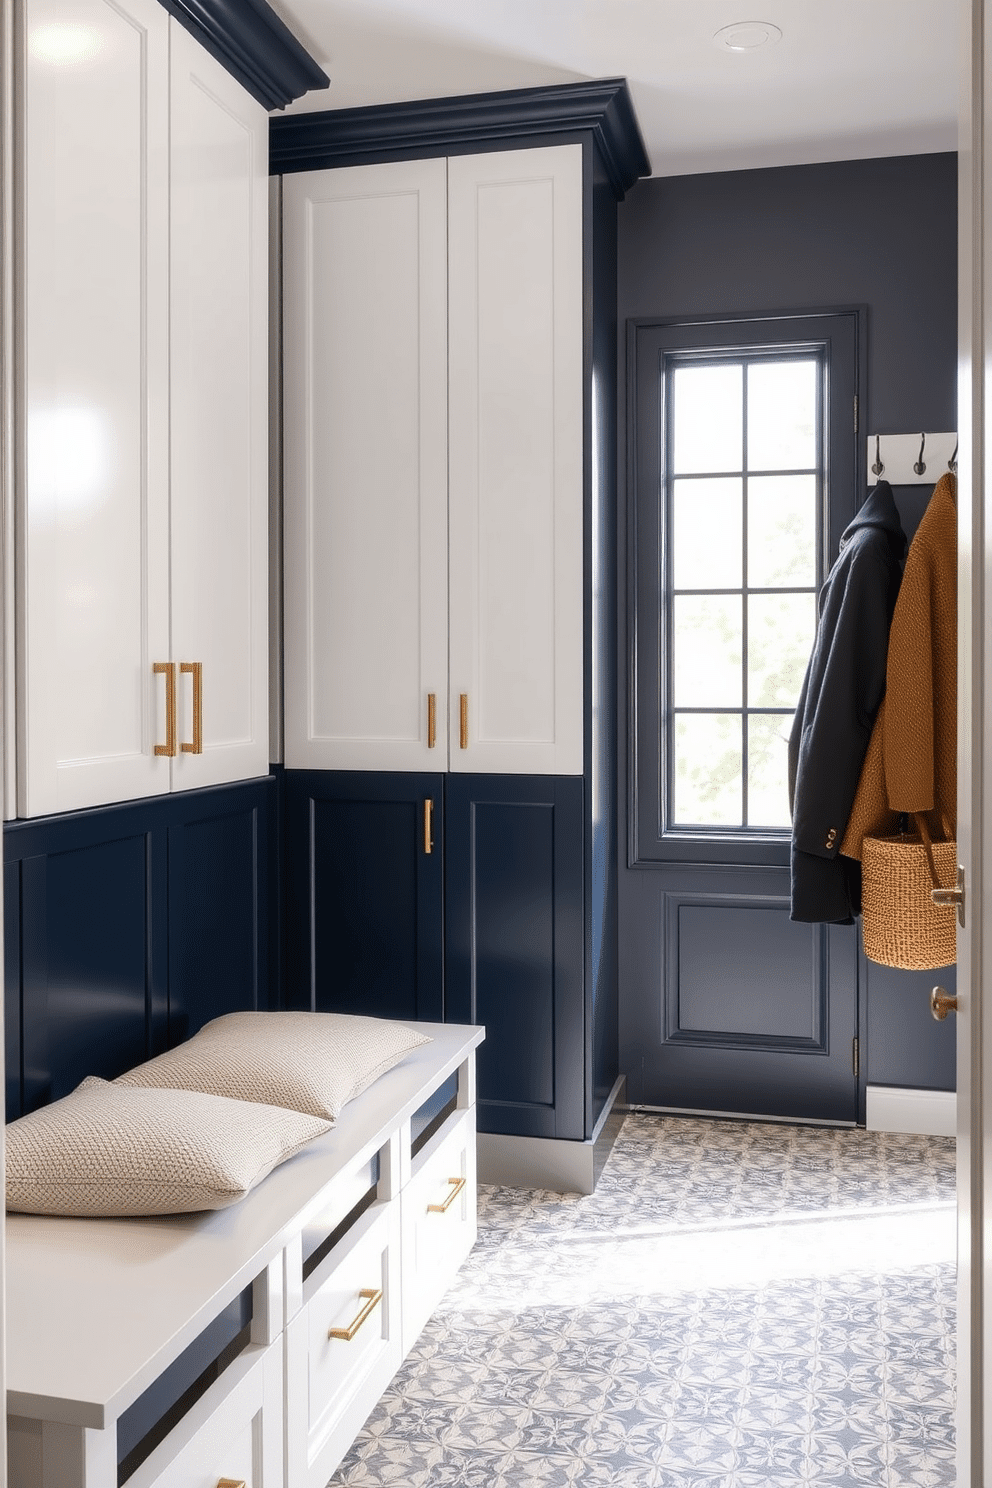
[861,812,957,970]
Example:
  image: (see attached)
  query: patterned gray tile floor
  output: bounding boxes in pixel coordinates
[330,1114,956,1487]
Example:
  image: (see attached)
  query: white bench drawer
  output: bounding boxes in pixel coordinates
[286,1199,402,1488]
[401,1105,477,1352]
[130,1340,282,1488]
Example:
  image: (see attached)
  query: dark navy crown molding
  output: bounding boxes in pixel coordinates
[269,78,651,198]
[160,0,329,111]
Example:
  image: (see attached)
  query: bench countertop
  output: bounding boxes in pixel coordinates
[6,1022,484,1428]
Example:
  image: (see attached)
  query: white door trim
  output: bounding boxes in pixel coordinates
[957,3,986,1481]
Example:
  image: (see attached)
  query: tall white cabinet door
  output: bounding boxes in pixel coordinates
[447,145,584,776]
[19,0,172,816]
[169,21,269,790]
[283,159,449,772]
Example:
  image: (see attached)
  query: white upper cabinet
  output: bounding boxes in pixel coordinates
[447,146,583,775]
[169,24,269,790]
[283,159,449,772]
[18,7,268,817]
[21,0,172,817]
[282,143,584,776]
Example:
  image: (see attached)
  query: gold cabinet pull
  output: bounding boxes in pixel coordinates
[180,661,203,754]
[217,1480,247,1488]
[424,798,434,855]
[328,1287,383,1341]
[459,693,468,749]
[153,662,177,757]
[427,1176,466,1214]
[427,692,436,749]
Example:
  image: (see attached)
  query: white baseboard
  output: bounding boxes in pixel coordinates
[477,1077,626,1195]
[865,1085,956,1138]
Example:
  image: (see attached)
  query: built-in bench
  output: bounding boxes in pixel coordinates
[7,1022,484,1488]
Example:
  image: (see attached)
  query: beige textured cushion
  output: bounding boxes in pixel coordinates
[6,1078,331,1217]
[117,1011,431,1122]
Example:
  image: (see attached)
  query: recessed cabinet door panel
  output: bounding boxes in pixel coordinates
[445,774,584,1139]
[169,22,269,791]
[20,0,171,816]
[283,160,449,772]
[448,146,584,776]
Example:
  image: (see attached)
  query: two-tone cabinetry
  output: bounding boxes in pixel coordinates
[276,91,649,1150]
[18,0,269,818]
[281,143,587,1141]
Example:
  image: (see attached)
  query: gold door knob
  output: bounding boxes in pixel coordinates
[930,986,958,1021]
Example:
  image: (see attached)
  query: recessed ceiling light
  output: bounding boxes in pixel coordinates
[713,21,783,53]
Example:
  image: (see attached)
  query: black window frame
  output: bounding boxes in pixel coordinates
[628,309,863,868]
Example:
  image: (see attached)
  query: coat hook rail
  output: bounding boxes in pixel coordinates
[866,432,957,486]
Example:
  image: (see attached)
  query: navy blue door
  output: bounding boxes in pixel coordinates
[445,774,584,1139]
[283,771,444,1023]
[624,311,862,1122]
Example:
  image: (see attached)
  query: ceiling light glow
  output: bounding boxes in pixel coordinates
[713,21,783,53]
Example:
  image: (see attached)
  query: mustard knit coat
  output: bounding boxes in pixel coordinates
[841,471,957,859]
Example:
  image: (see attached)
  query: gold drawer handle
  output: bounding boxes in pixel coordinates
[180,661,203,753]
[424,798,434,855]
[427,692,436,749]
[427,1176,466,1214]
[217,1480,246,1488]
[459,693,468,749]
[328,1287,382,1341]
[153,662,176,757]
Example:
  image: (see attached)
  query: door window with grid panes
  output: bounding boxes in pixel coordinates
[665,352,822,833]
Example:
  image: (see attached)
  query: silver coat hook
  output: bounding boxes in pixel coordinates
[913,432,927,476]
[871,433,884,476]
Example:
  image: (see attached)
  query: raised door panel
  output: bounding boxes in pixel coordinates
[445,774,584,1139]
[283,160,449,772]
[20,0,171,816]
[169,21,269,791]
[620,865,859,1123]
[447,146,584,776]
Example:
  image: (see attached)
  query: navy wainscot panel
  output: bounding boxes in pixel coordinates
[4,776,276,1119]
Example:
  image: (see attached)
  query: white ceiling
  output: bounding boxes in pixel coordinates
[269,0,959,177]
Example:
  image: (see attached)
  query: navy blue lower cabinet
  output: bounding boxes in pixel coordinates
[4,777,275,1120]
[283,771,444,1023]
[445,774,585,1141]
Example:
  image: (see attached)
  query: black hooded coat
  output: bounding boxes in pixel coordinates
[788,481,906,923]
